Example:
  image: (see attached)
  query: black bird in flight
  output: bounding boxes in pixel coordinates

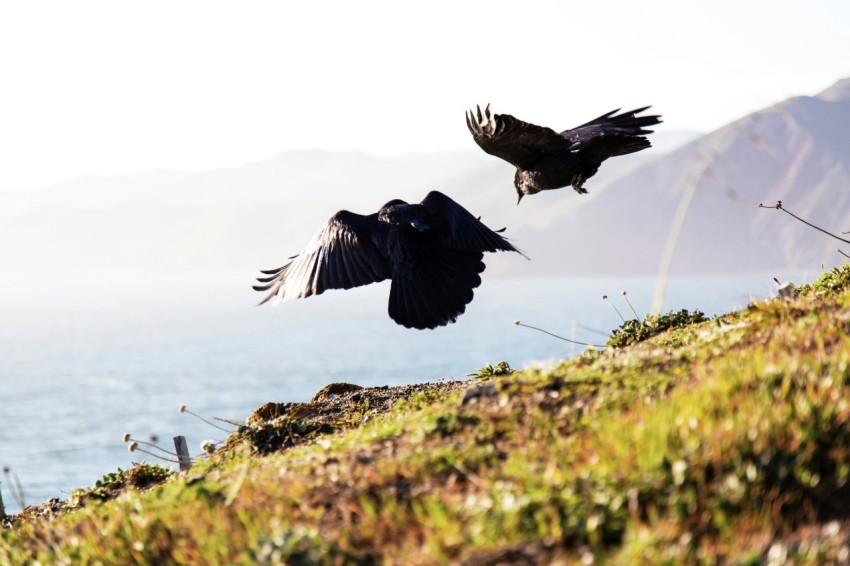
[254,191,526,329]
[466,105,662,203]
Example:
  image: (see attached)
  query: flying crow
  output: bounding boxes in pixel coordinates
[254,190,526,329]
[466,105,662,203]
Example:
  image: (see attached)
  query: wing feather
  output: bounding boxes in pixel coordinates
[561,107,662,149]
[466,104,571,168]
[420,191,528,258]
[253,210,390,305]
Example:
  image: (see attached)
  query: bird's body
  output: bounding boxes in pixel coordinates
[254,191,525,329]
[514,154,585,192]
[466,105,662,203]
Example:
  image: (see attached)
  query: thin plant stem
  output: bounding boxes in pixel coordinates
[514,321,604,348]
[2,468,25,510]
[652,151,711,314]
[126,437,180,458]
[622,291,641,320]
[180,407,234,433]
[131,446,191,465]
[603,296,626,323]
[576,323,610,337]
[760,202,850,245]
[12,473,24,509]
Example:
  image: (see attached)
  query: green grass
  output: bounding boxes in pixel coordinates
[4,265,850,564]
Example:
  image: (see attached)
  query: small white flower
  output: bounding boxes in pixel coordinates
[824,520,840,537]
[672,460,688,486]
[767,542,787,565]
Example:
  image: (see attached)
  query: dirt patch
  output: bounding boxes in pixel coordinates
[239,379,471,454]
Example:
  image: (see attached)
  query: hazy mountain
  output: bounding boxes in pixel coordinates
[1,80,848,278]
[0,151,495,275]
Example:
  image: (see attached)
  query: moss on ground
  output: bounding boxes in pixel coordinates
[4,265,850,564]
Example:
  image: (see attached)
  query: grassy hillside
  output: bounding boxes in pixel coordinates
[4,265,850,564]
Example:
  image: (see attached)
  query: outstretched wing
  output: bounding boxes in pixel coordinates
[561,106,661,150]
[253,210,390,305]
[466,104,572,168]
[419,191,528,258]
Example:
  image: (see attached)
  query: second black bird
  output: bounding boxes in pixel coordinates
[466,104,662,203]
[254,190,526,329]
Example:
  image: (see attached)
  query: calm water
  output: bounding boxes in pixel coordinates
[0,271,815,512]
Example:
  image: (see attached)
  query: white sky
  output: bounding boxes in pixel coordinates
[1,0,848,191]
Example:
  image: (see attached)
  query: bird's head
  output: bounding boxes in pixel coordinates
[513,170,539,205]
[379,203,431,232]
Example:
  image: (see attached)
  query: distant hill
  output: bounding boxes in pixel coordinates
[1,80,848,277]
[0,151,491,274]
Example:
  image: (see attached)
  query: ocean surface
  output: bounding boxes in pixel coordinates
[0,271,817,512]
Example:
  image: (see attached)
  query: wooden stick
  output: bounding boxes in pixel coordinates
[0,482,6,519]
[173,436,192,471]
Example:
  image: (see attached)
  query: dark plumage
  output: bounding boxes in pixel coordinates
[254,190,526,329]
[466,104,662,203]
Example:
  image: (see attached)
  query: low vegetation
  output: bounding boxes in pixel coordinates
[4,265,850,564]
[606,308,708,348]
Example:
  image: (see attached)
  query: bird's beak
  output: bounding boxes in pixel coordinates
[516,193,524,205]
[410,219,429,232]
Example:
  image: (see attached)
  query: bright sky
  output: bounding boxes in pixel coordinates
[1,0,848,191]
